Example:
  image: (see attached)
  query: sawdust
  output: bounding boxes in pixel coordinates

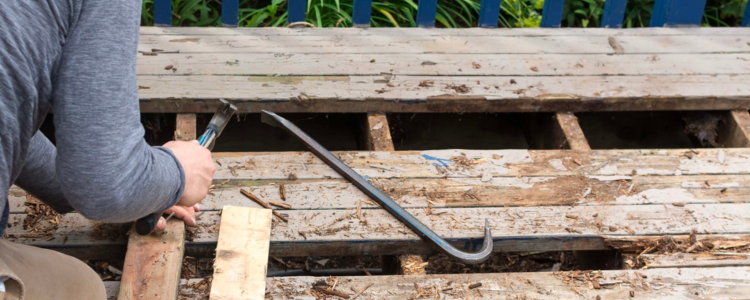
[91,223,130,241]
[22,201,60,238]
[179,277,212,300]
[427,251,579,274]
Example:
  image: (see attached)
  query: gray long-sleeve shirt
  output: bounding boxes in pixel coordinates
[0,0,185,235]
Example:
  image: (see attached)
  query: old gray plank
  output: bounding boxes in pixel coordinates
[136,53,750,76]
[6,203,750,256]
[207,149,750,180]
[9,174,750,213]
[137,74,750,104]
[104,267,750,299]
[624,253,750,269]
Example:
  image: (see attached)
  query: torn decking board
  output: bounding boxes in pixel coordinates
[6,203,750,257]
[105,267,750,299]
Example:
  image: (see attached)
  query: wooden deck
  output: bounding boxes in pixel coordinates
[8,149,750,257]
[136,27,750,113]
[9,26,750,299]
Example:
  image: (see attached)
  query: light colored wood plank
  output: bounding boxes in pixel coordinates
[136,53,750,76]
[623,252,750,269]
[11,173,750,214]
[555,112,591,150]
[137,74,750,107]
[210,207,272,300]
[117,219,185,300]
[720,110,750,147]
[10,148,750,213]
[139,26,750,37]
[8,203,750,256]
[138,34,750,54]
[109,267,750,299]
[208,149,750,180]
[362,113,394,151]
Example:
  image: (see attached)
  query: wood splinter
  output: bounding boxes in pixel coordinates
[269,201,292,209]
[351,282,374,299]
[468,282,482,289]
[314,286,350,299]
[279,183,286,200]
[240,189,288,222]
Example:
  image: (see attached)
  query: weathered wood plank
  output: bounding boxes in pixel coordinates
[623,252,750,269]
[208,149,750,180]
[361,113,394,151]
[210,207,272,300]
[106,267,750,299]
[7,204,750,257]
[138,34,750,54]
[9,173,750,213]
[137,75,750,113]
[10,148,750,213]
[118,219,185,300]
[136,53,750,76]
[139,26,750,37]
[719,110,750,147]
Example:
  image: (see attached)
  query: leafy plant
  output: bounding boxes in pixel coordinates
[139,0,747,29]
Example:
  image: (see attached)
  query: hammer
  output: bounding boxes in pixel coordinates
[135,100,237,235]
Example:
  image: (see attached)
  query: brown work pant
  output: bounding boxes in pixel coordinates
[0,239,106,300]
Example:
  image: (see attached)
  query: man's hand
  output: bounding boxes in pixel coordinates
[154,204,201,231]
[163,140,215,207]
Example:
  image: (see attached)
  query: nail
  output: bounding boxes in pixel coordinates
[187,217,195,226]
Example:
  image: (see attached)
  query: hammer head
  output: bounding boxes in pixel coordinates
[203,99,237,150]
[208,99,237,137]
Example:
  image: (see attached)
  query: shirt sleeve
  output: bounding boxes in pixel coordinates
[49,0,185,222]
[14,133,74,214]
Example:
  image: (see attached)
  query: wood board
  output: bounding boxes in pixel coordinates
[105,266,750,299]
[210,207,272,300]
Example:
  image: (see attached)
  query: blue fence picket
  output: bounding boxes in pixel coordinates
[540,0,565,28]
[352,0,373,27]
[222,0,239,27]
[601,0,628,28]
[154,0,172,27]
[288,0,307,24]
[743,2,750,27]
[649,0,707,27]
[416,0,438,28]
[477,0,501,28]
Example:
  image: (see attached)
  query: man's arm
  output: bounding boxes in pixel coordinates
[50,0,185,222]
[14,133,74,214]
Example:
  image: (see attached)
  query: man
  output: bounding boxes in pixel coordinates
[0,1,216,299]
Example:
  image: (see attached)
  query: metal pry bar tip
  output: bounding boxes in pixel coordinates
[260,110,493,264]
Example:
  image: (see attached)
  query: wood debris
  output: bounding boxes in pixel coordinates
[351,282,374,299]
[239,189,288,222]
[279,183,286,200]
[269,201,292,209]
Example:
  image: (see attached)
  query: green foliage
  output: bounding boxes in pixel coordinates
[139,0,748,28]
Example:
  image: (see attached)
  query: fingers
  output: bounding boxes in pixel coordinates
[162,205,198,227]
[155,217,167,231]
[193,204,201,212]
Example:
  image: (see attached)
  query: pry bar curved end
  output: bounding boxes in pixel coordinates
[261,110,493,264]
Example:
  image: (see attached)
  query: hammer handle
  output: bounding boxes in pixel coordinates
[134,130,216,235]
